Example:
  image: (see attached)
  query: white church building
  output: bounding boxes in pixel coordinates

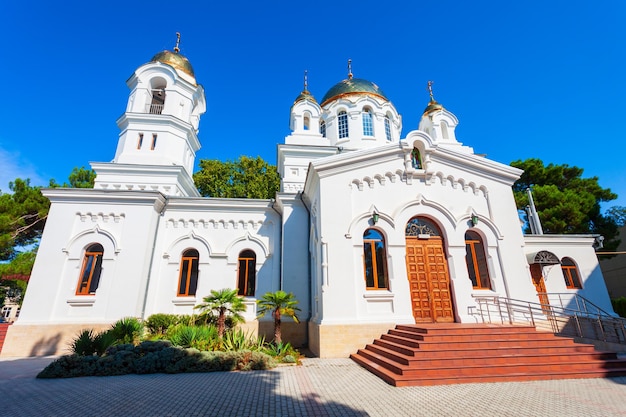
[1,44,615,358]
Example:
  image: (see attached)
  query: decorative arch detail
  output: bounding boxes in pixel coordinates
[63,225,120,258]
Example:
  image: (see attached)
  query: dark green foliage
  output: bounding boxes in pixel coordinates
[611,297,626,318]
[37,342,275,378]
[166,324,220,350]
[511,158,620,250]
[257,291,300,344]
[262,341,300,363]
[193,156,280,199]
[0,179,50,261]
[109,317,144,345]
[145,314,181,335]
[194,289,246,338]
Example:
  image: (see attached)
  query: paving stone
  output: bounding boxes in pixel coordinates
[1,356,625,416]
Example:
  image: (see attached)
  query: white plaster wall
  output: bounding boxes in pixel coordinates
[524,236,614,314]
[18,190,164,325]
[305,137,537,325]
[142,199,282,323]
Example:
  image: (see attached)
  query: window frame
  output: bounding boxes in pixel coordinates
[338,110,349,139]
[237,249,257,297]
[561,257,582,289]
[75,243,104,295]
[362,108,374,136]
[384,116,392,141]
[177,249,199,297]
[363,229,389,290]
[464,231,491,290]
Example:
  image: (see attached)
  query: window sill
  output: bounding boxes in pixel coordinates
[363,291,394,300]
[67,297,96,307]
[171,297,197,306]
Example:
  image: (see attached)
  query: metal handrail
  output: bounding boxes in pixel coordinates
[472,294,626,344]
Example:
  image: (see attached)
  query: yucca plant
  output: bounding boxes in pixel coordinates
[69,329,99,356]
[166,324,219,349]
[221,329,266,352]
[109,317,145,345]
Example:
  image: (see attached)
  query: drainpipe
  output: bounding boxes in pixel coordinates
[270,198,283,291]
[140,194,168,319]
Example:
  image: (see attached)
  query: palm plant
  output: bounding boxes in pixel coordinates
[194,288,246,338]
[257,291,300,344]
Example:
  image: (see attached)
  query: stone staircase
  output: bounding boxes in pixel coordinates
[0,323,9,354]
[350,323,626,386]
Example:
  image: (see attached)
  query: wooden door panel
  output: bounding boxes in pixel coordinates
[406,237,454,323]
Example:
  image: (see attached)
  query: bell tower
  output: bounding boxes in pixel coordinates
[92,34,206,197]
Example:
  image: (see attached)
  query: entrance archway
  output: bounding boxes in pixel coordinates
[405,217,454,323]
[529,251,559,314]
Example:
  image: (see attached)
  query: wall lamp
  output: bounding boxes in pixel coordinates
[372,211,379,224]
[471,214,479,227]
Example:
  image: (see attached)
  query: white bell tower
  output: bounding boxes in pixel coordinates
[92,34,206,197]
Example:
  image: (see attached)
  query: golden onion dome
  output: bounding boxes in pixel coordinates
[150,50,195,79]
[320,78,388,107]
[423,99,444,115]
[293,89,317,105]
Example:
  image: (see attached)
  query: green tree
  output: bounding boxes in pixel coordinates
[511,158,620,249]
[0,179,50,261]
[606,206,626,227]
[194,288,246,338]
[257,291,300,344]
[67,166,96,188]
[193,156,280,199]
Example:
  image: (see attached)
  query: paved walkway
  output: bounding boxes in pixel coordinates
[1,356,626,416]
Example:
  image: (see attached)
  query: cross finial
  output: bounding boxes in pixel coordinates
[303,70,308,91]
[427,80,435,101]
[174,32,181,53]
[347,59,353,80]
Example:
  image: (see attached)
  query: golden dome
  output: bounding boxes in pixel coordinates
[423,99,444,115]
[150,50,195,79]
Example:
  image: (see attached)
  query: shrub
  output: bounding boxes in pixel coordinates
[263,342,300,363]
[109,317,144,345]
[145,314,180,335]
[37,344,276,378]
[69,329,100,356]
[221,329,265,352]
[166,324,219,350]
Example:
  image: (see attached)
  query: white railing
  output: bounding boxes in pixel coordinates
[149,104,164,114]
[472,294,626,344]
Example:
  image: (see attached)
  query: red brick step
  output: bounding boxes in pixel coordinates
[350,323,626,386]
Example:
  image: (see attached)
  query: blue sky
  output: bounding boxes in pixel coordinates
[1,1,625,210]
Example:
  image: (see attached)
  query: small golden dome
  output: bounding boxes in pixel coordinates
[293,90,317,105]
[423,99,444,115]
[151,50,195,79]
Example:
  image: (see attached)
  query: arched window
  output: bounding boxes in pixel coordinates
[411,147,422,169]
[441,122,449,139]
[561,257,582,289]
[320,120,326,137]
[363,229,389,290]
[465,231,491,289]
[338,111,349,139]
[237,250,256,296]
[362,108,373,136]
[177,249,199,296]
[150,89,165,114]
[76,244,104,295]
[384,116,392,141]
[303,114,310,130]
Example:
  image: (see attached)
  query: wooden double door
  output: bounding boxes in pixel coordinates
[405,236,454,323]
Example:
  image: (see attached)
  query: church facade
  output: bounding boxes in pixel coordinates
[1,46,615,358]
